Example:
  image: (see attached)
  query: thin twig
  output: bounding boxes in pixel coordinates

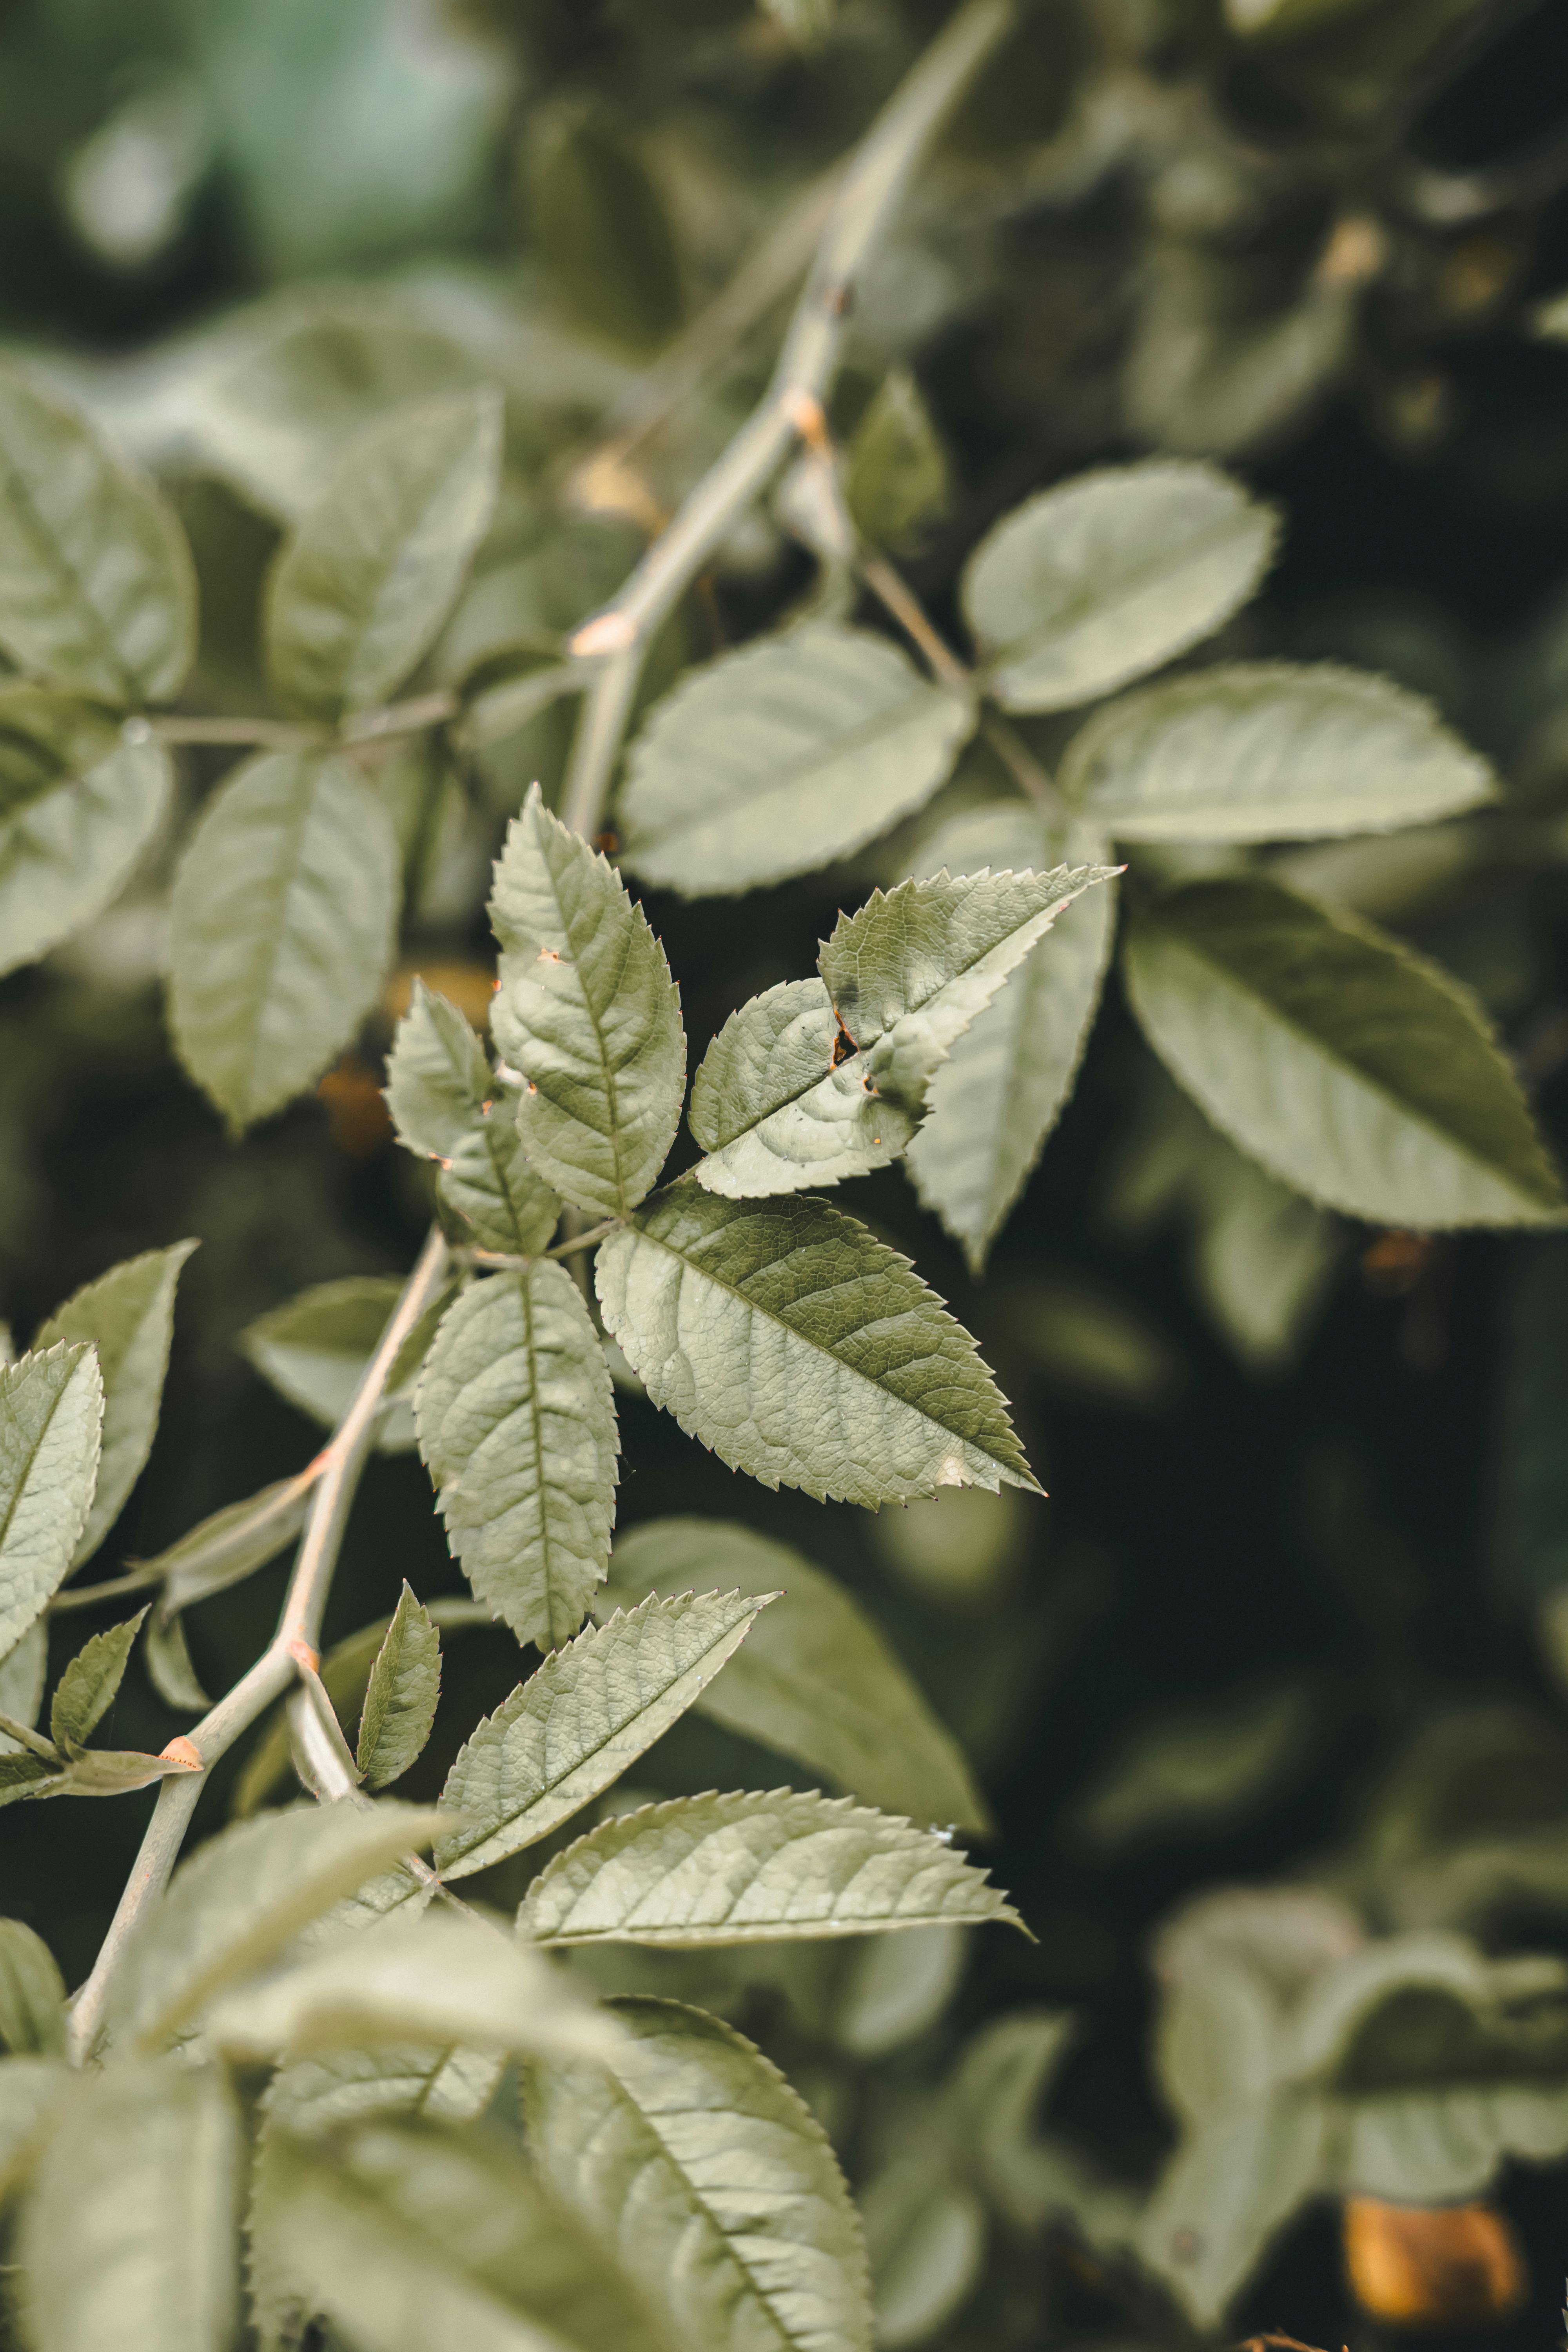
[150,714,323,750]
[49,1564,165,1615]
[65,1226,452,2063]
[558,0,1019,843]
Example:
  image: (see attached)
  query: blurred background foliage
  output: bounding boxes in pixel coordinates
[6,0,1568,2345]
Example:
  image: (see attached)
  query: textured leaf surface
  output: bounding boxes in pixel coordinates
[441,1097,563,1254]
[0,691,172,979]
[619,624,973,896]
[608,1520,988,1830]
[49,1609,145,1751]
[596,1187,1037,1504]
[962,461,1275,712]
[38,1241,196,1563]
[436,1588,768,1878]
[44,1746,200,1798]
[167,750,401,1131]
[266,388,502,719]
[357,1583,441,1788]
[0,1621,47,1752]
[0,1345,103,1657]
[0,1920,65,2055]
[490,785,685,1217]
[521,1789,1022,1946]
[1124,880,1564,1227]
[0,366,196,701]
[106,1800,446,2053]
[416,1265,618,1648]
[20,2060,240,2352]
[265,2044,503,2139]
[904,807,1115,1271]
[526,1995,874,2352]
[1062,664,1494,842]
[239,1275,447,1454]
[386,980,560,1253]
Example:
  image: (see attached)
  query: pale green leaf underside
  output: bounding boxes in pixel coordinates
[0,691,172,980]
[0,1919,66,2055]
[265,2043,502,2139]
[607,1519,990,1831]
[618,622,973,897]
[520,1788,1022,1946]
[38,1240,196,1563]
[1062,663,1494,843]
[49,1609,145,1751]
[441,1098,563,1254]
[1124,879,1565,1228]
[525,1994,874,2352]
[436,1587,767,1877]
[0,1344,103,1658]
[416,1265,618,1650]
[19,2060,240,2352]
[357,1584,441,1789]
[0,1621,47,1753]
[167,750,401,1132]
[0,365,196,703]
[239,1276,441,1454]
[266,387,503,721]
[596,1186,1037,1505]
[385,987,564,1252]
[490,784,685,1218]
[962,459,1276,713]
[905,807,1116,1272]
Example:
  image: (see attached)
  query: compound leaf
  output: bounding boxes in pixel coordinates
[490,784,684,1218]
[1124,879,1565,1228]
[356,1584,441,1789]
[0,1345,103,1658]
[416,1265,618,1650]
[0,690,172,979]
[436,1588,768,1879]
[167,750,401,1132]
[618,624,973,897]
[49,1610,146,1753]
[595,1187,1037,1504]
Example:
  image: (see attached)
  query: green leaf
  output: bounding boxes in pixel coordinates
[490,784,685,1218]
[167,749,401,1132]
[0,365,196,702]
[205,1909,620,2068]
[265,2043,503,2139]
[607,1519,990,1831]
[41,1746,202,1799]
[0,2056,65,2196]
[846,370,951,550]
[143,1608,209,1712]
[595,1187,1038,1504]
[528,105,684,352]
[903,808,1116,1270]
[1062,663,1494,842]
[19,2062,239,2352]
[37,1241,197,1564]
[441,1096,564,1255]
[48,1609,147,1752]
[239,1276,449,1455]
[618,624,974,897]
[1124,878,1566,1227]
[103,1800,448,2054]
[1138,2093,1329,2327]
[0,1620,48,1752]
[690,864,1110,1198]
[435,1588,769,1879]
[0,1345,104,1657]
[415,1265,619,1649]
[0,1921,65,2056]
[862,2155,986,2349]
[520,1788,1023,1947]
[0,690,173,980]
[141,1470,315,1613]
[0,1753,62,1807]
[962,460,1276,713]
[357,1583,441,1789]
[265,388,503,722]
[385,980,561,1254]
[525,1996,873,2352]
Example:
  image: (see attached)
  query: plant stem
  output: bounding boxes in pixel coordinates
[150,689,459,758]
[49,1564,165,1615]
[558,0,1019,843]
[65,1225,452,2063]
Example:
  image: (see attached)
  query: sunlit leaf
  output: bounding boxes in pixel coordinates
[0,690,172,980]
[0,1345,103,1658]
[385,979,561,1254]
[0,1922,65,2057]
[356,1583,440,1789]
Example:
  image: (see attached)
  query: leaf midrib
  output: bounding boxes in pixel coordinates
[0,1357,91,1615]
[992,509,1261,668]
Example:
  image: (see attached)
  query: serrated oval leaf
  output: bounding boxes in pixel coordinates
[0,366,196,702]
[265,2044,503,2138]
[167,750,401,1132]
[1062,664,1494,843]
[0,1921,65,2056]
[441,1096,563,1255]
[386,980,562,1252]
[239,1275,448,1454]
[266,388,503,721]
[1124,879,1565,1228]
[105,1800,448,2054]
[38,1240,196,1563]
[19,2060,240,2352]
[525,1994,874,2352]
[0,1345,103,1657]
[416,1265,619,1649]
[618,624,973,897]
[48,1609,146,1752]
[962,460,1275,713]
[490,784,685,1218]
[357,1583,441,1789]
[608,1520,989,1831]
[520,1789,1022,1946]
[0,691,172,978]
[690,978,915,1197]
[905,808,1115,1271]
[437,1588,768,1878]
[595,1187,1037,1504]
[0,1620,48,1752]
